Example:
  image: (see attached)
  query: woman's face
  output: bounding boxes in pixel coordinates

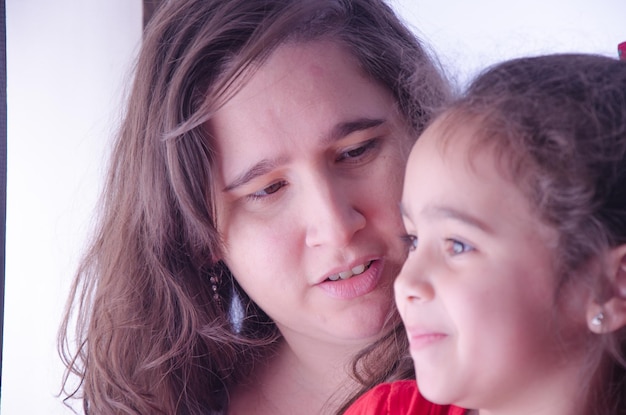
[212,40,412,349]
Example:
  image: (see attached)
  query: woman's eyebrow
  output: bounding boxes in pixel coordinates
[224,118,386,192]
[323,118,386,144]
[223,158,284,192]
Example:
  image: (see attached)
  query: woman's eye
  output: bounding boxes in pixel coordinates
[445,239,474,255]
[336,139,378,162]
[249,180,287,199]
[401,234,418,252]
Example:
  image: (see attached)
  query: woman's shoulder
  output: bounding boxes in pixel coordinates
[344,380,467,415]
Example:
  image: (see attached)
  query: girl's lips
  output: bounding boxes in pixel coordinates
[406,330,447,351]
[316,259,383,299]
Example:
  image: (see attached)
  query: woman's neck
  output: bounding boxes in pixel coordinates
[228,338,364,415]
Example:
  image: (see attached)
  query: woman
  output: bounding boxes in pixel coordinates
[58,0,449,413]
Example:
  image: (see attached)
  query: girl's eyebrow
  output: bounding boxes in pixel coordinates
[223,118,387,192]
[399,202,411,220]
[423,204,493,234]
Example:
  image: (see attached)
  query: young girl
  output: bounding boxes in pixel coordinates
[57,0,450,414]
[346,53,626,414]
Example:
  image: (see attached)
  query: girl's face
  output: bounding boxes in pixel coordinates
[212,41,411,351]
[395,121,588,411]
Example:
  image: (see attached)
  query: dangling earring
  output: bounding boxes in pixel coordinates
[210,274,221,305]
[591,312,604,327]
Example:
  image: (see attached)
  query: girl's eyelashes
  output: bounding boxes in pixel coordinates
[444,238,475,256]
[336,138,380,163]
[401,233,418,252]
[400,233,474,256]
[247,179,288,200]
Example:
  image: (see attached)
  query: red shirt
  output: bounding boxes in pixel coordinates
[344,380,467,415]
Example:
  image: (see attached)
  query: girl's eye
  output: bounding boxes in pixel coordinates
[445,239,474,256]
[401,234,418,252]
[248,180,287,199]
[336,139,378,163]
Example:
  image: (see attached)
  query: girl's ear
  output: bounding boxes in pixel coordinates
[587,244,626,333]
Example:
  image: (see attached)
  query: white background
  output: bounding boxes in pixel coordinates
[4,1,141,413]
[3,1,624,413]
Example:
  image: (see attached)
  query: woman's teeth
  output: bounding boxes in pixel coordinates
[327,261,372,281]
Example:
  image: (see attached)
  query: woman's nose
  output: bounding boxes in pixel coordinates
[304,177,366,249]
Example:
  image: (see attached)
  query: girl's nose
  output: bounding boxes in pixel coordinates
[394,251,435,304]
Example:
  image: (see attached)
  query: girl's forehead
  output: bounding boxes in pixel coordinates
[409,114,523,201]
[411,115,481,161]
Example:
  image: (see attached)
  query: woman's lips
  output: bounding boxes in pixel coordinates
[316,259,383,299]
[326,260,373,281]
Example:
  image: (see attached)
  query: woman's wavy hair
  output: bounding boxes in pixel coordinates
[58,0,450,414]
[436,54,626,415]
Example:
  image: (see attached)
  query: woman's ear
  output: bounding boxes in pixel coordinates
[586,244,626,333]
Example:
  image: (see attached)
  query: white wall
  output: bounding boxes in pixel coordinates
[396,0,625,87]
[3,1,141,414]
[1,1,624,414]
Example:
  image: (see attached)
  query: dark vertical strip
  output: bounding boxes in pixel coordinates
[0,0,7,395]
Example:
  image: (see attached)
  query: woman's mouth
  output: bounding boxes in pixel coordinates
[326,260,373,281]
[317,259,383,299]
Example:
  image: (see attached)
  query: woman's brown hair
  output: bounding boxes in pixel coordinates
[58,0,450,413]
